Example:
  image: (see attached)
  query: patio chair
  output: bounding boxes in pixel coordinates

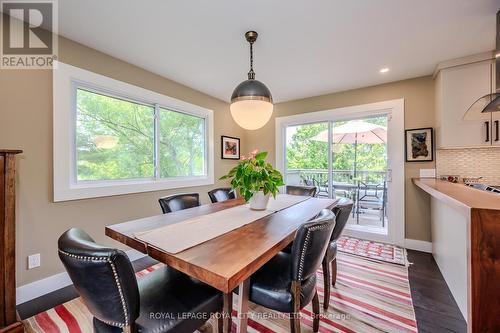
[356,181,386,226]
[311,178,328,197]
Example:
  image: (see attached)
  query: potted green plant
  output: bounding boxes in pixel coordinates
[220,150,284,210]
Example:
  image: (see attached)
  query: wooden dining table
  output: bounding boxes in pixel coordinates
[105,195,337,333]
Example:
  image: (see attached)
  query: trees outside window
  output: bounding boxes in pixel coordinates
[76,88,206,182]
[285,116,387,184]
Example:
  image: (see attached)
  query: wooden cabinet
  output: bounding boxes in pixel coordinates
[435,55,495,149]
[0,150,23,333]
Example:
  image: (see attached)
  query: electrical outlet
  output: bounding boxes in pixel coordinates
[28,253,41,269]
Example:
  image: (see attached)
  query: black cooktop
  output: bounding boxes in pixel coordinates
[465,183,500,194]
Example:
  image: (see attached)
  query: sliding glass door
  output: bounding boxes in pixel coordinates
[285,122,329,193]
[279,100,404,245]
[331,115,388,234]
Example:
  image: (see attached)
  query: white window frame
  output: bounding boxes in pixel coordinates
[53,61,214,202]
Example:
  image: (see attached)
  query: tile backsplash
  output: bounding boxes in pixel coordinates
[436,147,500,185]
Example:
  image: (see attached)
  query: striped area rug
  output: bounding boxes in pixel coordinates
[23,253,417,333]
[337,237,407,266]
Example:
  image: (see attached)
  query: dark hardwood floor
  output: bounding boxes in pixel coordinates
[18,251,467,332]
[407,250,466,333]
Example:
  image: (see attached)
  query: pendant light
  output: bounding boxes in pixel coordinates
[230,31,273,130]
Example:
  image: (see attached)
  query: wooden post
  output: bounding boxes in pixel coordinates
[0,150,23,333]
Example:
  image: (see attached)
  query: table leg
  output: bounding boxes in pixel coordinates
[212,312,222,333]
[236,278,250,333]
[222,292,233,333]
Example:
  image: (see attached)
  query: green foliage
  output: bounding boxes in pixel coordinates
[76,89,154,180]
[286,123,328,170]
[220,151,285,202]
[159,108,205,177]
[286,118,387,177]
[75,88,205,181]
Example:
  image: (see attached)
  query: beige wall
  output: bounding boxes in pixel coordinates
[245,76,435,242]
[0,37,246,286]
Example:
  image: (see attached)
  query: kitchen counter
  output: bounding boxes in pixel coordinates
[413,178,500,216]
[413,178,500,333]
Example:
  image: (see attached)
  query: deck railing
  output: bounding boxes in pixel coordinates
[285,169,388,227]
[285,169,387,186]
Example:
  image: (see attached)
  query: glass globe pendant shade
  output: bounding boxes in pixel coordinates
[230,99,273,130]
[230,78,273,130]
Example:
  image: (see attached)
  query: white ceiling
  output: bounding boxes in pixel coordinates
[57,0,499,103]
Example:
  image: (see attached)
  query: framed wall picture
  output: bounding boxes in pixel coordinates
[221,135,240,160]
[405,127,434,162]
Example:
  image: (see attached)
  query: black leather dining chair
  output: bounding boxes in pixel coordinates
[321,198,353,309]
[58,228,223,333]
[285,185,317,197]
[246,209,336,333]
[158,193,200,214]
[207,187,236,203]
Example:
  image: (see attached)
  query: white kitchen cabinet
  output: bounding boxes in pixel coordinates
[430,197,468,319]
[435,57,494,148]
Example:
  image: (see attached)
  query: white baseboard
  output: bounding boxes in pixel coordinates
[404,238,432,253]
[16,249,147,305]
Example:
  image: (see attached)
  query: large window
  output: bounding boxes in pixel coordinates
[53,62,214,201]
[75,88,206,182]
[76,88,155,181]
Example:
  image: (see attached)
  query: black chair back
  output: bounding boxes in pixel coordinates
[286,185,317,197]
[331,198,353,241]
[58,228,139,328]
[159,193,200,213]
[208,187,236,203]
[291,209,336,281]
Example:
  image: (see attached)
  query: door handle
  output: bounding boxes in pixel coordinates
[485,121,490,142]
[386,169,392,183]
[495,120,499,142]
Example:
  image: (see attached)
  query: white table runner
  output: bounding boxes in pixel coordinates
[135,194,309,254]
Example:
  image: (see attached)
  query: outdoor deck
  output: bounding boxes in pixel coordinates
[286,169,388,230]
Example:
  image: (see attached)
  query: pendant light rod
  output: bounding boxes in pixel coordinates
[245,31,258,80]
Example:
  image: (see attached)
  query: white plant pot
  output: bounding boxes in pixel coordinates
[249,191,271,211]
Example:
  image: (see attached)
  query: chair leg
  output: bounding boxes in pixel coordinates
[331,258,338,287]
[290,315,300,333]
[290,281,301,333]
[312,290,320,332]
[322,259,330,310]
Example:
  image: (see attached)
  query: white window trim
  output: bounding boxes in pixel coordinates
[53,61,214,202]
